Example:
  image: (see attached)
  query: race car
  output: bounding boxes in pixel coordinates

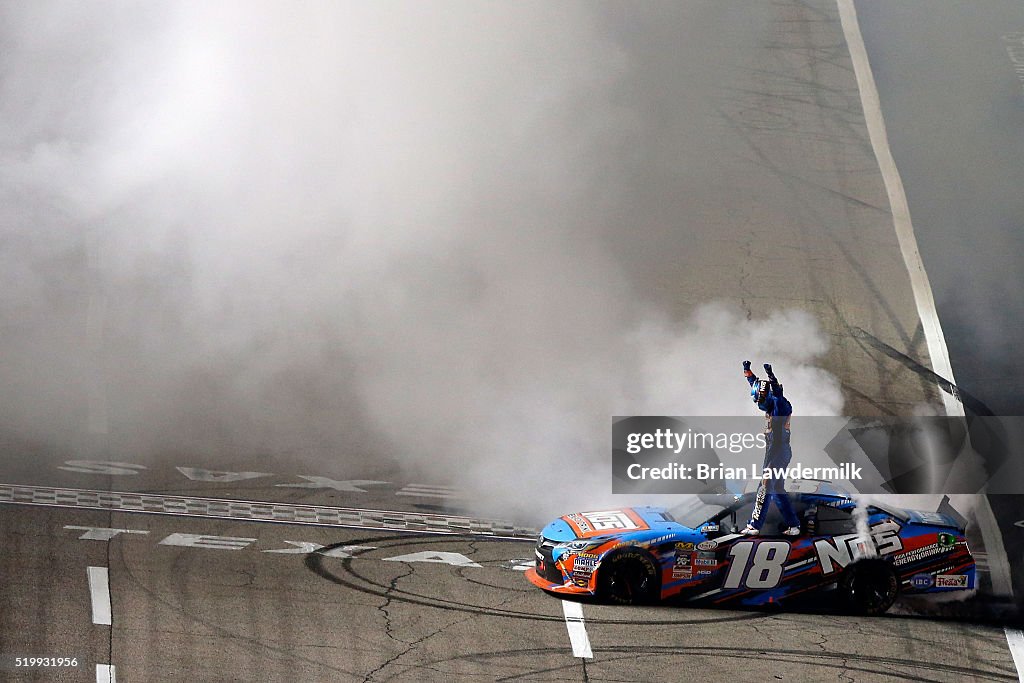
[525,483,975,615]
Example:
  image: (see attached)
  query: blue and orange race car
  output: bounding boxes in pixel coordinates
[525,484,975,615]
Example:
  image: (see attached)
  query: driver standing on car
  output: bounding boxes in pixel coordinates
[741,361,801,536]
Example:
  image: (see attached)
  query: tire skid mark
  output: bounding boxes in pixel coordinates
[109,526,367,680]
[416,645,1015,683]
[305,535,771,627]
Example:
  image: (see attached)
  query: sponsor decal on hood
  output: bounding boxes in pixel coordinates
[561,509,650,538]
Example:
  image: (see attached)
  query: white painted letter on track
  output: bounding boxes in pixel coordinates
[175,467,273,482]
[382,551,481,567]
[262,542,377,557]
[58,460,145,475]
[159,533,256,551]
[275,476,389,492]
[66,526,150,541]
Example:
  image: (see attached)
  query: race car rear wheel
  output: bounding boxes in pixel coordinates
[598,550,659,605]
[839,561,898,616]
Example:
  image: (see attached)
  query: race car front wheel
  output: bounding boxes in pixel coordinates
[839,561,898,616]
[598,550,659,605]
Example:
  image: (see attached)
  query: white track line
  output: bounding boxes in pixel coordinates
[560,600,593,659]
[836,0,960,419]
[1006,628,1024,683]
[96,663,116,683]
[87,566,111,626]
[974,495,1013,597]
[838,0,1020,677]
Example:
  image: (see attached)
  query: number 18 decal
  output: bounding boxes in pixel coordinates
[723,541,790,589]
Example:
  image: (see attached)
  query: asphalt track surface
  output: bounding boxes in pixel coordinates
[2,1,1022,682]
[0,466,1019,683]
[854,0,1024,417]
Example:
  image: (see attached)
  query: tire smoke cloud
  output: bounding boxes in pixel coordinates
[0,2,843,521]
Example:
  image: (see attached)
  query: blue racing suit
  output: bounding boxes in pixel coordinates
[745,364,800,530]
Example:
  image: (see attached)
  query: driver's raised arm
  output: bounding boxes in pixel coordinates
[743,360,758,387]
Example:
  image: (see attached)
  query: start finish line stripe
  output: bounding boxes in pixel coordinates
[0,483,536,540]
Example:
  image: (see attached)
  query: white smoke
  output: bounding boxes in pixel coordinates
[850,495,878,560]
[0,2,845,522]
[423,303,844,520]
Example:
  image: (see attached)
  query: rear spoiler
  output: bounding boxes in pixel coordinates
[872,503,965,531]
[867,494,967,530]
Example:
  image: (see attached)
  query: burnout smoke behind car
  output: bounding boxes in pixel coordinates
[1,2,846,521]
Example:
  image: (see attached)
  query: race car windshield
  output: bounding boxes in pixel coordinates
[668,495,734,529]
